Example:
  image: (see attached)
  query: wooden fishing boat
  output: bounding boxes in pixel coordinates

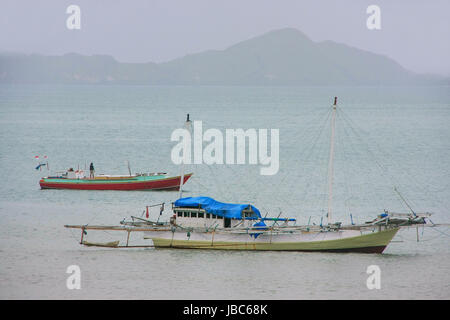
[142,197,401,253]
[40,172,192,190]
[65,197,434,253]
[39,115,194,191]
[64,99,439,253]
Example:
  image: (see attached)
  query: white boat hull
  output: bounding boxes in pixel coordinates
[143,227,399,253]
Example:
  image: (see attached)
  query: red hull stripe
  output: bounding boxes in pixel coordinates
[313,245,387,254]
[40,174,192,190]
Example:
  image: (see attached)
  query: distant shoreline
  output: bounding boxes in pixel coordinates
[1,29,449,86]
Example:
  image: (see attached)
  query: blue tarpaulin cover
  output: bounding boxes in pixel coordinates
[174,197,261,220]
[251,220,267,238]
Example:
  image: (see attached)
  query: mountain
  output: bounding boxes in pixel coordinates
[0,28,447,85]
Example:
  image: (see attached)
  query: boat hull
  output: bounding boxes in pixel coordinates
[146,227,399,253]
[39,173,192,190]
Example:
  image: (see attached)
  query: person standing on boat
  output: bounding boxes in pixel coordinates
[89,162,95,179]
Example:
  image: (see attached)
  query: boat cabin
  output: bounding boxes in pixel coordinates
[63,168,86,179]
[172,205,259,229]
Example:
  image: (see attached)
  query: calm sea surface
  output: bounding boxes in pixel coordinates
[0,85,449,299]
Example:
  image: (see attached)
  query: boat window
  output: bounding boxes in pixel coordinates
[206,213,210,219]
[183,211,189,217]
[198,212,204,218]
[177,212,182,217]
[212,214,216,219]
[217,215,223,219]
[191,212,197,218]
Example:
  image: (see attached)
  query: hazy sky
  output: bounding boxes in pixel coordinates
[1,0,449,75]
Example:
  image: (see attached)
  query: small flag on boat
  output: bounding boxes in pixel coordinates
[35,155,49,170]
[35,163,46,170]
[146,206,149,219]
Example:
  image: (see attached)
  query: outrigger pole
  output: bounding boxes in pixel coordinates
[394,186,416,217]
[327,97,337,225]
[65,224,170,248]
[179,114,192,199]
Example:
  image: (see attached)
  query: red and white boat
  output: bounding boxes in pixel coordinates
[39,171,192,191]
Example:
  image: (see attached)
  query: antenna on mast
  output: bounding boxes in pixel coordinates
[178,114,192,199]
[127,160,132,177]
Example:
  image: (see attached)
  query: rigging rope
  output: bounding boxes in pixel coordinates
[336,109,354,219]
[272,107,332,212]
[248,106,333,206]
[340,107,448,217]
[341,108,450,215]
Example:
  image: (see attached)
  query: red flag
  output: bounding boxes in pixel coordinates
[146,206,149,219]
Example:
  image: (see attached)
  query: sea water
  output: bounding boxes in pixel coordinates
[0,85,449,299]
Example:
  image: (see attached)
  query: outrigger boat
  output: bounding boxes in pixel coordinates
[40,171,192,191]
[143,197,402,253]
[64,98,438,253]
[65,197,433,253]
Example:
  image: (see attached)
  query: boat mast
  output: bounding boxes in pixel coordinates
[327,97,337,225]
[127,160,132,176]
[178,114,192,199]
